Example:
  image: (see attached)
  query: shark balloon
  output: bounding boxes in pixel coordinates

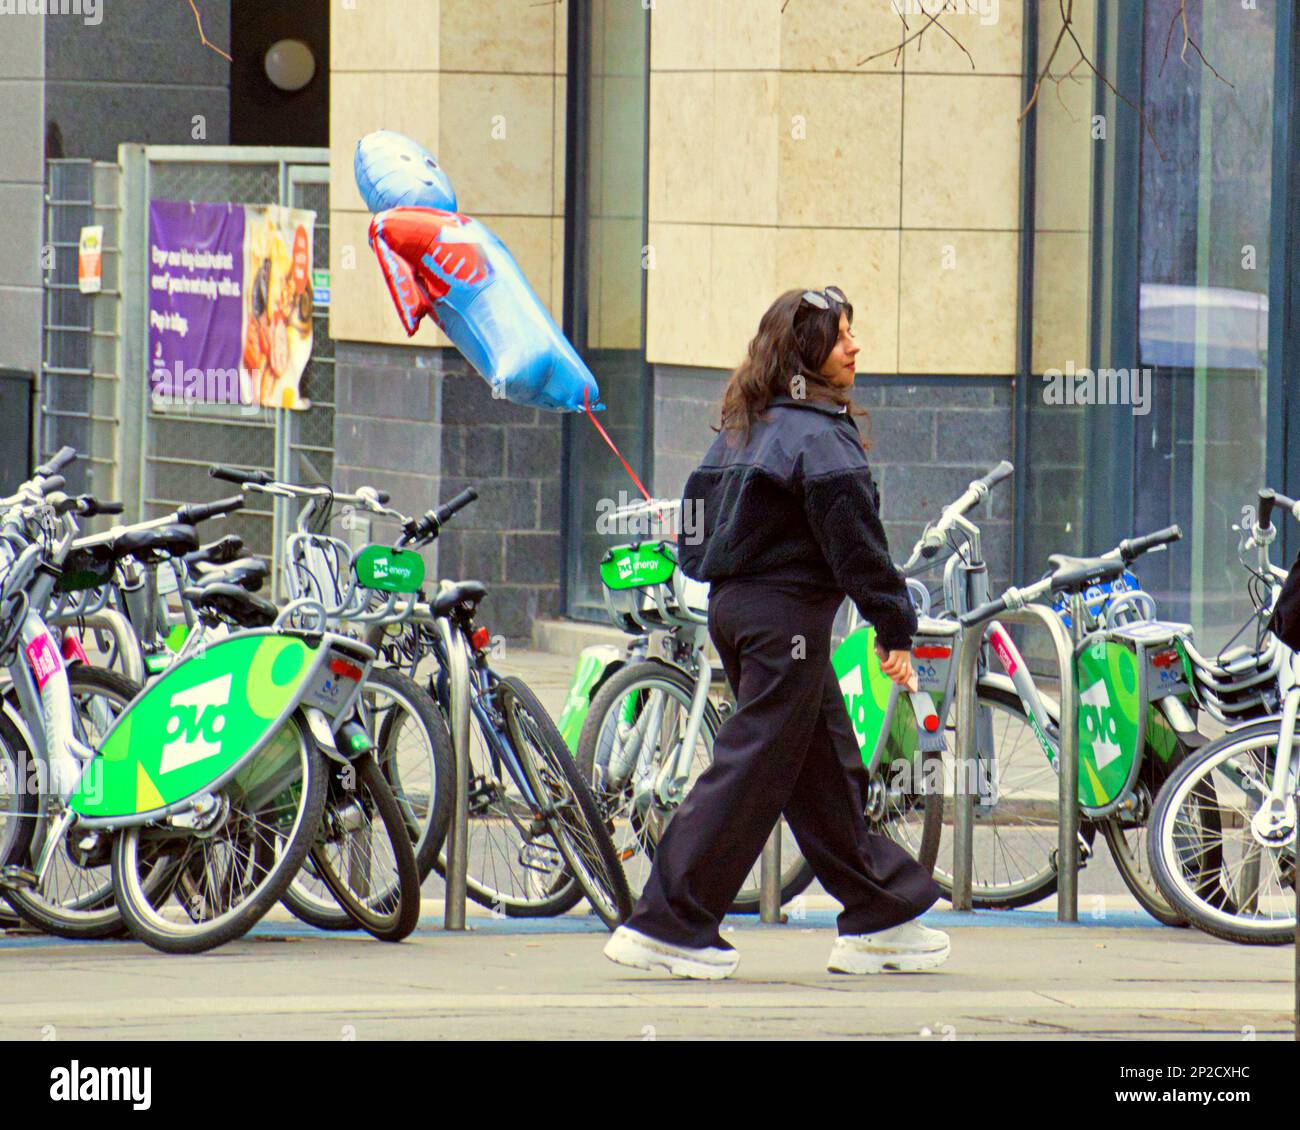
[355,131,602,412]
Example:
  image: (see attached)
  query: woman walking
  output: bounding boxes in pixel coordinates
[604,287,947,980]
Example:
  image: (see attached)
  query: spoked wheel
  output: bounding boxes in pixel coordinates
[281,666,451,931]
[0,707,38,929]
[4,667,142,938]
[924,683,1090,909]
[575,661,813,913]
[112,716,329,954]
[1100,784,1187,927]
[433,679,580,919]
[304,753,421,941]
[864,747,945,876]
[497,676,631,929]
[1150,723,1295,945]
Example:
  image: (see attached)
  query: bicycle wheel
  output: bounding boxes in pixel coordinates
[306,753,422,941]
[371,666,453,876]
[0,705,38,927]
[4,667,141,938]
[922,682,1084,909]
[281,666,451,931]
[432,676,583,918]
[112,713,329,954]
[575,660,813,913]
[498,676,631,928]
[1149,722,1295,945]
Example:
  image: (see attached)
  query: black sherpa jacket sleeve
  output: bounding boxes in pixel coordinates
[799,436,918,652]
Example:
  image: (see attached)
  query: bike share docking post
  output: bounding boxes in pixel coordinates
[953,605,1079,921]
[759,824,782,923]
[435,617,472,930]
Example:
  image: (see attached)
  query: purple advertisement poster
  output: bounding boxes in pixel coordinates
[148,201,246,403]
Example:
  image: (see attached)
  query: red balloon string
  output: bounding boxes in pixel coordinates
[583,386,653,504]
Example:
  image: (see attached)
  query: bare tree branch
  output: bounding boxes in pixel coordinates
[856,2,974,71]
[187,0,231,62]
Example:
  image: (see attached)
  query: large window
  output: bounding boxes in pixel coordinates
[1133,0,1276,647]
[562,0,652,619]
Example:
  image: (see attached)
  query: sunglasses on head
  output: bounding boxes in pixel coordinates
[799,286,847,312]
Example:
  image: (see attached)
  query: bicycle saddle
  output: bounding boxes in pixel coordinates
[183,582,278,628]
[1046,552,1126,590]
[431,580,487,617]
[111,523,200,563]
[190,556,268,593]
[183,533,245,568]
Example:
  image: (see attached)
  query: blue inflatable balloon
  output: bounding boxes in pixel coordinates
[354,130,457,213]
[368,207,602,412]
[356,131,602,414]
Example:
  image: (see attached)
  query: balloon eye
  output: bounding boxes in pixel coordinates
[423,180,434,186]
[400,154,411,161]
[426,158,437,169]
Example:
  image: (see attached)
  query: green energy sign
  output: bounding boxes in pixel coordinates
[354,545,425,594]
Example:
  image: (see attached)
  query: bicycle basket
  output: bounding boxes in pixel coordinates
[1181,633,1283,725]
[599,541,707,633]
[55,544,116,594]
[1051,569,1143,628]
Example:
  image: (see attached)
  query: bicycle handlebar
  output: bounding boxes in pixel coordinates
[1117,524,1181,564]
[209,464,272,487]
[1258,487,1300,533]
[177,495,245,525]
[959,524,1183,629]
[976,460,1014,493]
[35,446,77,478]
[908,461,1015,566]
[400,488,479,546]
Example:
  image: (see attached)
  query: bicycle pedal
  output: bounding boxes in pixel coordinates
[0,865,37,891]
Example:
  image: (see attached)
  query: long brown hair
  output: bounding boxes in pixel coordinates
[718,289,869,447]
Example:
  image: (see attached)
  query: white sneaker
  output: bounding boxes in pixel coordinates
[827,920,950,974]
[603,925,739,981]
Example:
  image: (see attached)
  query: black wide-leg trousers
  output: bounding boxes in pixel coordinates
[626,579,941,951]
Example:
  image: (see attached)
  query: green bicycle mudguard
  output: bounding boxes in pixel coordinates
[1074,638,1143,811]
[834,626,891,771]
[1075,621,1196,814]
[69,630,365,821]
[833,622,956,773]
[557,644,622,754]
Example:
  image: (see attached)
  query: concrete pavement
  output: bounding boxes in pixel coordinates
[0,906,1292,1040]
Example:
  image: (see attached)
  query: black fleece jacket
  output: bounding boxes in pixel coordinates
[679,396,917,651]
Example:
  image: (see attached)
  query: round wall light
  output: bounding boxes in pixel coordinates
[264,39,316,93]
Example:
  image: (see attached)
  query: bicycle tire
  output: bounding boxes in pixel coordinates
[430,676,585,919]
[924,683,1093,910]
[308,752,422,942]
[281,665,452,930]
[112,713,329,954]
[575,659,814,913]
[0,705,37,927]
[498,676,632,928]
[1149,721,1294,945]
[4,666,142,939]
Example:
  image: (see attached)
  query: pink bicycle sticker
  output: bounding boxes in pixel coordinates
[26,632,62,689]
[989,627,1018,677]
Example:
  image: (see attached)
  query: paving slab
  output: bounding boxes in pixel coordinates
[1,910,1291,1041]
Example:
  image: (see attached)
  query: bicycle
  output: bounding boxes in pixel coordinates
[368,499,633,928]
[207,465,455,940]
[0,449,396,953]
[953,523,1202,921]
[1148,488,1298,944]
[213,466,633,929]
